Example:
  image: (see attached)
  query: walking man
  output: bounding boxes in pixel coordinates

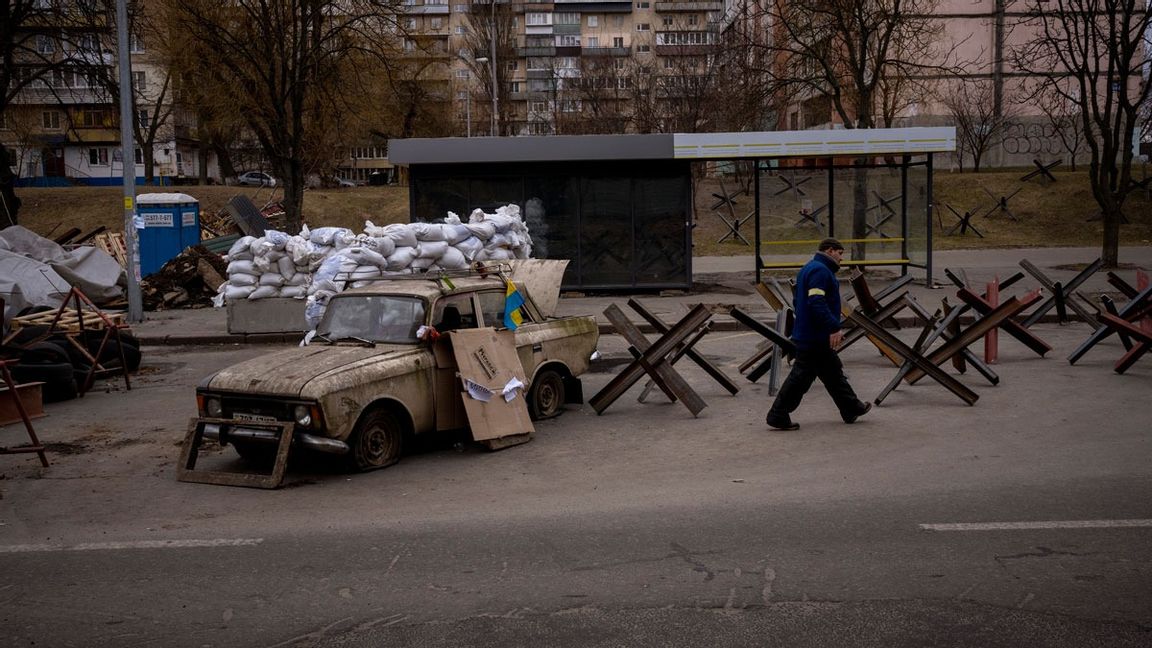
[765,238,872,430]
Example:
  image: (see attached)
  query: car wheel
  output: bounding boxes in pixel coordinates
[527,368,565,420]
[347,407,404,471]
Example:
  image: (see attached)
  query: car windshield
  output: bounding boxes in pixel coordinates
[317,295,427,344]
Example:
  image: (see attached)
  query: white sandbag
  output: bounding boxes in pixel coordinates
[465,221,496,240]
[363,220,388,237]
[408,222,436,241]
[285,236,314,266]
[350,264,382,280]
[224,284,257,301]
[248,285,279,299]
[454,236,483,261]
[344,247,388,268]
[277,255,295,277]
[227,236,257,259]
[309,226,353,246]
[369,237,396,257]
[264,229,291,250]
[228,273,259,287]
[227,260,256,275]
[381,224,417,248]
[280,285,308,299]
[417,240,449,260]
[284,272,310,287]
[445,223,473,245]
[385,246,418,270]
[314,254,359,286]
[305,296,327,328]
[332,230,357,249]
[259,272,286,287]
[437,246,468,270]
[410,256,435,270]
[445,212,463,225]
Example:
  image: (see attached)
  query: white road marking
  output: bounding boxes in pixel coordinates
[0,538,264,553]
[920,519,1152,532]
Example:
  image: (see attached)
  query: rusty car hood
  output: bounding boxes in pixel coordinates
[205,344,426,396]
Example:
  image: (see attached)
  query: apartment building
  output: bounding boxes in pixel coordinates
[2,4,212,187]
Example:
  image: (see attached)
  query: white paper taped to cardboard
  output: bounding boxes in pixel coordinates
[464,378,493,402]
[502,377,525,402]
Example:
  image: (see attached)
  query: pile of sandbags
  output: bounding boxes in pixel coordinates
[216,205,534,327]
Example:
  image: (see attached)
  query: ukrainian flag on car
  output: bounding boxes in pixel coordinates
[503,280,525,330]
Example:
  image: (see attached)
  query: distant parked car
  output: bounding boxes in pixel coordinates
[236,171,277,187]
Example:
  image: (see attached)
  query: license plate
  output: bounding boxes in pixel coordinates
[234,412,278,424]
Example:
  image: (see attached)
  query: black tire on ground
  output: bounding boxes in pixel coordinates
[346,407,405,472]
[527,368,566,420]
[79,329,140,351]
[20,340,71,365]
[88,340,142,372]
[5,325,51,347]
[10,361,78,402]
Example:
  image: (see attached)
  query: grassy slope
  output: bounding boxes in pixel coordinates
[11,169,1152,254]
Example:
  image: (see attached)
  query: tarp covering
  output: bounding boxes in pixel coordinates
[0,226,126,318]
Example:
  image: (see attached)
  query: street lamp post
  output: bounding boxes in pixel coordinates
[475,54,496,136]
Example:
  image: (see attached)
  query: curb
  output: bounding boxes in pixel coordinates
[135,312,1090,347]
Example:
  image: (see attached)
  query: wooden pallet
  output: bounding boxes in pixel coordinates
[93,232,128,268]
[8,308,128,333]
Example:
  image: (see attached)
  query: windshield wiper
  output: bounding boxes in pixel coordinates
[331,336,376,347]
[312,332,332,344]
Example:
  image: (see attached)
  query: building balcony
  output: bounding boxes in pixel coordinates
[527,69,553,79]
[552,0,633,11]
[582,46,631,56]
[654,1,723,11]
[555,45,580,56]
[553,23,581,34]
[654,43,715,55]
[517,46,557,56]
[403,4,450,14]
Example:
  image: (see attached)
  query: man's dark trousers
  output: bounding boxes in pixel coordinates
[769,342,863,421]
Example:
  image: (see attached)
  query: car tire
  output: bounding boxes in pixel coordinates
[85,339,142,372]
[20,340,71,365]
[11,361,77,402]
[527,368,566,420]
[346,407,404,472]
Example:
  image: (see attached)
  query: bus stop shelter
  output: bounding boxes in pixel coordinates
[388,127,955,290]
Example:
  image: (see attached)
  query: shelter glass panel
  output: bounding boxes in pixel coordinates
[523,175,580,276]
[413,177,468,221]
[468,176,523,213]
[633,176,689,286]
[579,177,633,287]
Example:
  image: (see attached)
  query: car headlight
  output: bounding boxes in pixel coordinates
[206,397,223,418]
[294,405,313,427]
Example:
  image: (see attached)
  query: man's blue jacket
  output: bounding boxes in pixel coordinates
[791,252,842,347]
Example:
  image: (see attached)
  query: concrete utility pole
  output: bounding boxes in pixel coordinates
[489,0,498,136]
[115,0,142,322]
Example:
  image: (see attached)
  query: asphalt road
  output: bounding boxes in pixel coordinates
[1,326,1150,647]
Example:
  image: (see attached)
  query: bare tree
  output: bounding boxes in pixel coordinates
[1011,0,1152,267]
[460,1,516,136]
[942,79,1018,172]
[171,0,403,231]
[1033,84,1086,172]
[735,0,958,258]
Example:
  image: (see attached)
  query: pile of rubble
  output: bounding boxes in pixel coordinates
[140,245,229,310]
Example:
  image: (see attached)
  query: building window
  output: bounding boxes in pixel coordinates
[88,147,109,166]
[509,81,521,93]
[454,4,466,11]
[526,12,550,26]
[137,109,149,128]
[614,58,626,70]
[455,69,471,79]
[587,15,598,27]
[637,44,650,52]
[455,26,465,34]
[430,17,442,29]
[662,16,673,26]
[130,32,145,53]
[506,60,517,71]
[77,33,100,52]
[132,71,146,91]
[37,35,55,54]
[613,36,624,48]
[404,17,416,29]
[555,12,578,25]
[636,23,650,31]
[134,147,144,164]
[688,14,698,25]
[42,111,61,130]
[614,16,624,27]
[530,101,546,113]
[556,34,580,47]
[587,37,598,47]
[635,1,649,7]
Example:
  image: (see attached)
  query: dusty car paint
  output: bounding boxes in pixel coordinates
[195,274,599,456]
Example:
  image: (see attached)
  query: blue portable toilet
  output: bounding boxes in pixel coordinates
[136,193,201,276]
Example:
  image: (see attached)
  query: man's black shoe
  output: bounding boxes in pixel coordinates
[843,402,872,424]
[766,413,800,431]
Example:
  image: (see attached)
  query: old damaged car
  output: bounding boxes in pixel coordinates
[193,262,598,471]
